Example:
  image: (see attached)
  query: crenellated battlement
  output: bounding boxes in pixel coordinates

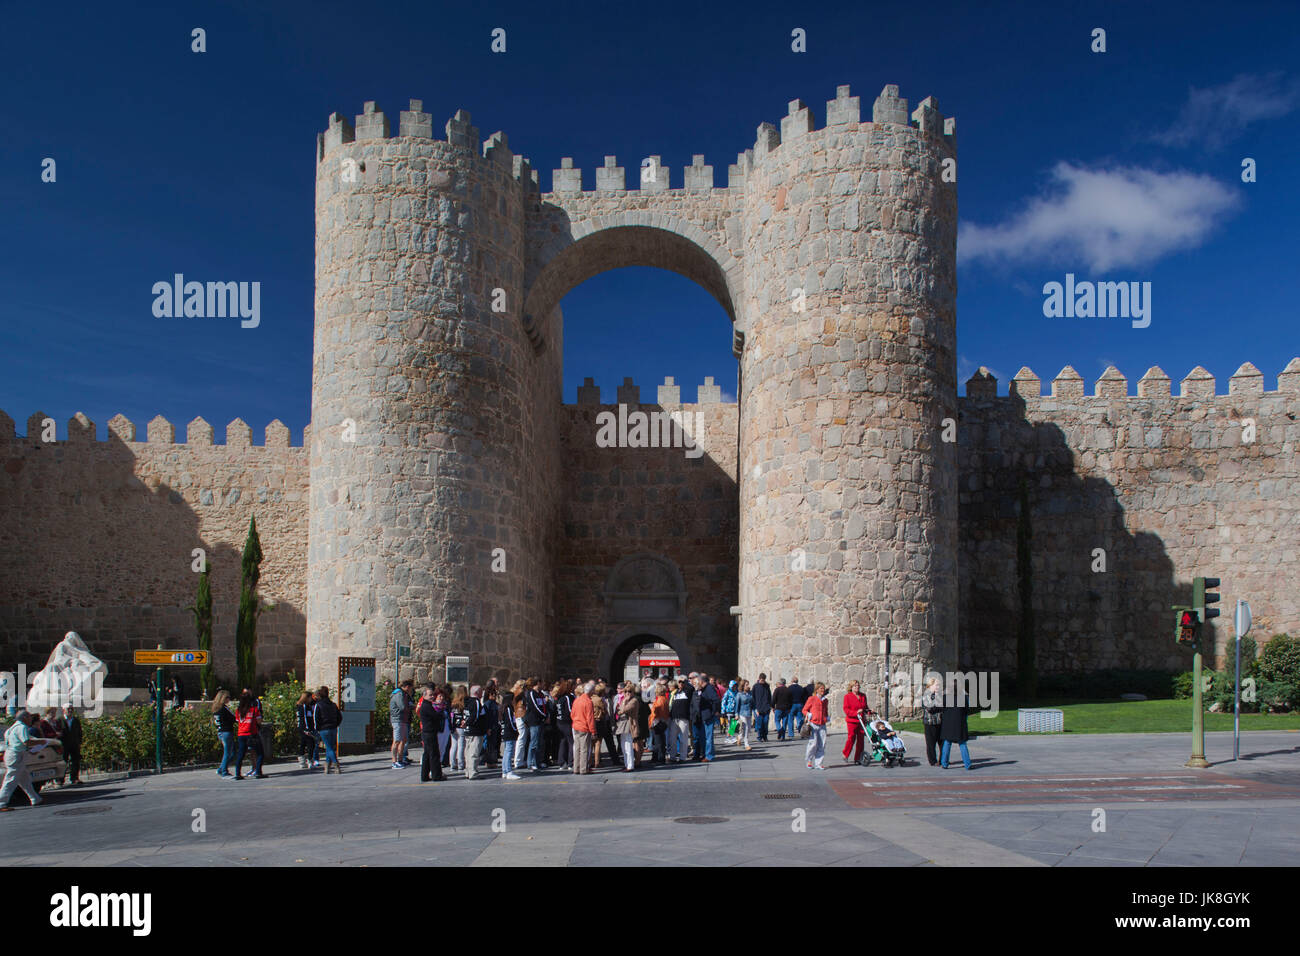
[960,359,1300,402]
[568,375,735,406]
[316,83,955,201]
[0,411,310,448]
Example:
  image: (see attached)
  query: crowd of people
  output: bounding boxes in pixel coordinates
[343,671,976,780]
[2,671,977,810]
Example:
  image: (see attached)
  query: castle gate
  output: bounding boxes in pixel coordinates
[308,85,960,708]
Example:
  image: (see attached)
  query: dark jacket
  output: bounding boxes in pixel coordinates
[788,683,806,707]
[940,694,971,743]
[464,697,492,736]
[296,702,316,734]
[213,706,236,734]
[313,698,342,731]
[772,684,793,711]
[56,715,83,750]
[557,692,574,724]
[499,692,519,740]
[418,698,445,736]
[690,684,718,724]
[752,681,772,715]
[669,688,692,721]
[523,689,549,726]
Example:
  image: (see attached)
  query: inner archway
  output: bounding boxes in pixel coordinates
[607,633,687,687]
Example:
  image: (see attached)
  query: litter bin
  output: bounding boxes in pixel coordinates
[259,722,276,763]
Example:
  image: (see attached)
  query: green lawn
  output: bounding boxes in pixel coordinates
[893,698,1300,735]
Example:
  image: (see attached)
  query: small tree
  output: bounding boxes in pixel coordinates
[188,559,214,697]
[1015,475,1038,700]
[235,516,263,690]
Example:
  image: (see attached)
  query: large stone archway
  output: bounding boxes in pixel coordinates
[521,178,745,351]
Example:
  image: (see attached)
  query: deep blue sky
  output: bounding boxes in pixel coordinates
[3,0,1297,441]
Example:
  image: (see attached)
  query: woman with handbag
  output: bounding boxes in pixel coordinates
[801,682,829,770]
[615,681,638,771]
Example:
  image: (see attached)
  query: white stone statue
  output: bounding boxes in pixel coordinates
[26,632,107,711]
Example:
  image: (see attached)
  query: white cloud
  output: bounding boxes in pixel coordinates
[719,389,737,403]
[1153,72,1300,149]
[959,163,1239,271]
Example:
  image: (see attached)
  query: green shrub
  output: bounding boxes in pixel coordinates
[1172,671,1197,699]
[1255,680,1299,711]
[261,672,307,756]
[81,705,220,772]
[1259,634,1300,686]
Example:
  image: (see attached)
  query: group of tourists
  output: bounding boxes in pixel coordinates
[369,671,976,780]
[209,685,346,780]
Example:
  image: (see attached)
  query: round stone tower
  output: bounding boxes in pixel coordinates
[308,100,561,690]
[736,85,959,711]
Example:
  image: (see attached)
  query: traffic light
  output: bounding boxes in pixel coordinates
[1193,576,1221,623]
[1175,608,1198,646]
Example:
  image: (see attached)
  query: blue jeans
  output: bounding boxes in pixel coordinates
[235,735,263,776]
[941,740,971,769]
[217,731,235,775]
[502,738,516,772]
[756,712,770,739]
[526,724,544,770]
[774,709,790,738]
[318,727,338,765]
[793,706,805,733]
[697,720,715,760]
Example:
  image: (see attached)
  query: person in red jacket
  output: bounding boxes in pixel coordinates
[841,680,869,763]
[234,690,266,779]
[802,683,830,770]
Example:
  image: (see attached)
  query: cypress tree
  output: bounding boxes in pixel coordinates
[236,516,263,690]
[1016,476,1038,700]
[188,560,214,697]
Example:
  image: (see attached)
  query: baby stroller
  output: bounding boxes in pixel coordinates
[858,710,908,768]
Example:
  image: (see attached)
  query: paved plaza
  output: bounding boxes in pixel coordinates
[3,729,1297,867]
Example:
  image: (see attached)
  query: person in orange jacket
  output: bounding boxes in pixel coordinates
[649,681,670,763]
[570,681,597,775]
[841,680,869,764]
[802,682,829,770]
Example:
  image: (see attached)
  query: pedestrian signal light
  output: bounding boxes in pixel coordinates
[1176,609,1198,646]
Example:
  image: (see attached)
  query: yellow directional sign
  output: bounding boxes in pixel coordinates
[133,650,209,666]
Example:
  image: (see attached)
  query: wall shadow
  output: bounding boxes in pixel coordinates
[0,425,306,692]
[957,390,1189,683]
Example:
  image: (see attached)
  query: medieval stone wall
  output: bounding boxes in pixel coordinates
[555,379,738,680]
[958,360,1300,676]
[0,411,309,685]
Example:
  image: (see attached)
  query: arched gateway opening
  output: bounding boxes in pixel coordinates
[534,198,743,685]
[608,634,687,686]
